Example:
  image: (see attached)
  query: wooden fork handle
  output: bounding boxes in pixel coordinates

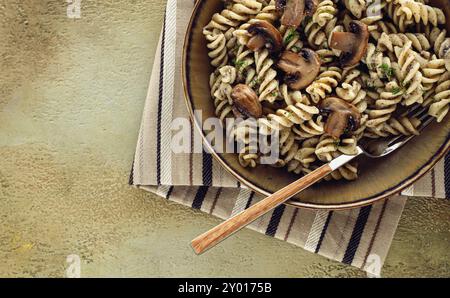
[191,164,333,254]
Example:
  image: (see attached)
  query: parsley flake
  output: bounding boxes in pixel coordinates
[283,28,299,46]
[379,63,395,80]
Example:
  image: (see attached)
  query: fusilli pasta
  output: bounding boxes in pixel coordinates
[202,0,449,181]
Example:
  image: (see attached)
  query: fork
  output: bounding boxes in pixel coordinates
[191,105,435,254]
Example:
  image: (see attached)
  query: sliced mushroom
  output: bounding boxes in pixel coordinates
[247,20,282,52]
[276,0,306,28]
[330,21,369,67]
[319,97,361,139]
[231,84,263,119]
[277,49,321,90]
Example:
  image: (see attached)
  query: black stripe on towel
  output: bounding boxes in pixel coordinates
[315,211,333,253]
[245,192,255,209]
[192,186,209,210]
[445,153,450,199]
[156,14,166,185]
[166,186,174,200]
[128,160,135,185]
[342,205,372,265]
[202,152,213,186]
[265,205,286,237]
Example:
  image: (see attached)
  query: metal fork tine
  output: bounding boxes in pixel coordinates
[406,104,428,120]
[359,101,438,158]
[400,103,421,118]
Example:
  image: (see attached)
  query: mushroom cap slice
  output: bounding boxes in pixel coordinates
[231,84,263,119]
[276,0,306,28]
[330,32,358,53]
[330,21,369,67]
[277,49,321,90]
[319,97,361,139]
[247,20,283,53]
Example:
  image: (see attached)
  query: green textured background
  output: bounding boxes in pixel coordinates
[0,0,449,277]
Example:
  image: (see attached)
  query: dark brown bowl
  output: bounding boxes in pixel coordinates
[182,0,450,210]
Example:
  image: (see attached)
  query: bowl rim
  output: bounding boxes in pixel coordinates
[182,0,450,210]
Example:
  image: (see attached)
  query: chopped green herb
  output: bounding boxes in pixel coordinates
[250,77,261,86]
[379,63,395,80]
[270,91,279,97]
[391,86,402,95]
[234,60,247,71]
[291,46,301,53]
[283,28,299,46]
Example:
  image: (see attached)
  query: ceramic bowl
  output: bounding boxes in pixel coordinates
[183,0,450,209]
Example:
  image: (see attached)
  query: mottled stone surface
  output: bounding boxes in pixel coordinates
[0,0,448,277]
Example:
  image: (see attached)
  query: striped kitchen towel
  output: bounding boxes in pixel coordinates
[130,0,449,274]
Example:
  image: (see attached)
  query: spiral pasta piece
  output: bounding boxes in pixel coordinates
[306,67,343,103]
[281,28,304,52]
[315,135,359,162]
[233,45,257,87]
[361,0,386,32]
[382,116,421,135]
[386,2,414,32]
[366,81,403,129]
[205,0,263,32]
[428,72,450,122]
[279,84,305,106]
[294,137,320,169]
[233,0,278,45]
[366,41,403,79]
[204,29,229,67]
[344,0,367,19]
[429,98,450,122]
[238,145,259,167]
[396,0,446,28]
[430,29,450,71]
[377,32,431,53]
[316,49,336,64]
[266,102,320,129]
[303,18,327,48]
[393,42,424,105]
[354,114,368,140]
[313,133,359,181]
[313,0,338,27]
[292,116,325,139]
[210,71,234,122]
[277,130,300,168]
[231,119,260,168]
[421,55,446,91]
[254,49,279,102]
[337,69,368,113]
[366,19,398,41]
